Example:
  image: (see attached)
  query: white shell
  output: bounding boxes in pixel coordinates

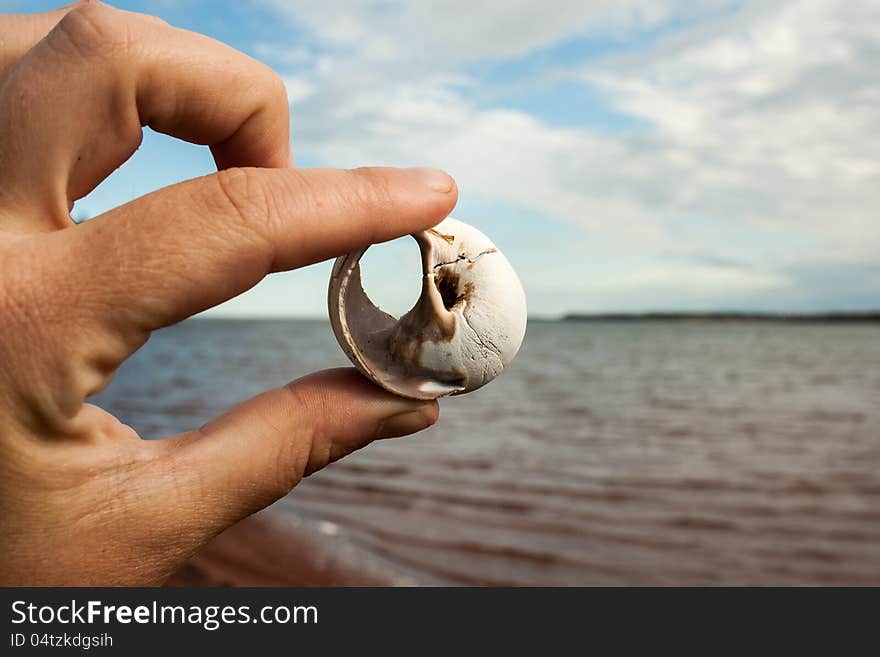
[328,217,527,400]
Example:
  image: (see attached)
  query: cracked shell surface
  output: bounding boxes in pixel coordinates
[328,217,528,400]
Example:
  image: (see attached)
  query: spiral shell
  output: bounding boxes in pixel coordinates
[328,218,527,399]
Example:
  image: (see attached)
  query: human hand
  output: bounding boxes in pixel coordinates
[0,1,456,585]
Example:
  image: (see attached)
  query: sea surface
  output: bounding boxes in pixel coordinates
[93,319,880,585]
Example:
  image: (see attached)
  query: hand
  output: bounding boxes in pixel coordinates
[0,1,457,585]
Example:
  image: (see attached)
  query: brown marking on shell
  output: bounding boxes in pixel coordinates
[435,270,478,311]
[428,228,455,244]
[467,248,497,269]
[435,268,462,309]
[386,307,465,386]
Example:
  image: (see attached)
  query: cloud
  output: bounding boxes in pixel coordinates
[262,0,729,64]
[280,75,317,104]
[584,0,880,252]
[252,0,879,314]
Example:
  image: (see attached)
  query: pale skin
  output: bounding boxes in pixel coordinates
[0,1,457,585]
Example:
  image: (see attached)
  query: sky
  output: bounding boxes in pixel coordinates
[7,0,880,317]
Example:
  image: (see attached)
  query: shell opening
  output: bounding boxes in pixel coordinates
[356,237,422,319]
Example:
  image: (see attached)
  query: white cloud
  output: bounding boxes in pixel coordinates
[281,75,317,103]
[262,0,730,64]
[582,0,880,260]
[240,0,880,315]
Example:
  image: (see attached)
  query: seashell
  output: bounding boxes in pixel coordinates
[328,217,527,400]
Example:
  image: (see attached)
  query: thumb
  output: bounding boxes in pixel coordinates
[157,368,437,540]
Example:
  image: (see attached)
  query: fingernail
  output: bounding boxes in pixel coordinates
[406,167,455,194]
[375,406,435,439]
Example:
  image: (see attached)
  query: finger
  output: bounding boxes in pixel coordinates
[0,3,78,72]
[157,368,438,539]
[18,165,455,427]
[0,1,290,230]
[69,165,455,339]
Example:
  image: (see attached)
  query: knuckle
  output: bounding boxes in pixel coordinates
[275,382,326,485]
[236,59,288,109]
[53,2,126,58]
[212,168,280,268]
[214,167,272,232]
[54,2,116,54]
[53,1,159,59]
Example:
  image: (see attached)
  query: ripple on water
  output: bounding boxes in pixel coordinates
[93,319,880,585]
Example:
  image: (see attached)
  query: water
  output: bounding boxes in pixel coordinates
[93,319,880,585]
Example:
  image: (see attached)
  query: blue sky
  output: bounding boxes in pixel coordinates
[8,0,880,317]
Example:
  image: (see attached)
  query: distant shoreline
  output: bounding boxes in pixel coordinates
[560,311,880,323]
[193,311,880,323]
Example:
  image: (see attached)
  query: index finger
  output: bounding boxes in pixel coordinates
[0,2,291,230]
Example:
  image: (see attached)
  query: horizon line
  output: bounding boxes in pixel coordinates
[195,309,880,322]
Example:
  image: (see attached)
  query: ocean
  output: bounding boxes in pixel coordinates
[92,318,880,585]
